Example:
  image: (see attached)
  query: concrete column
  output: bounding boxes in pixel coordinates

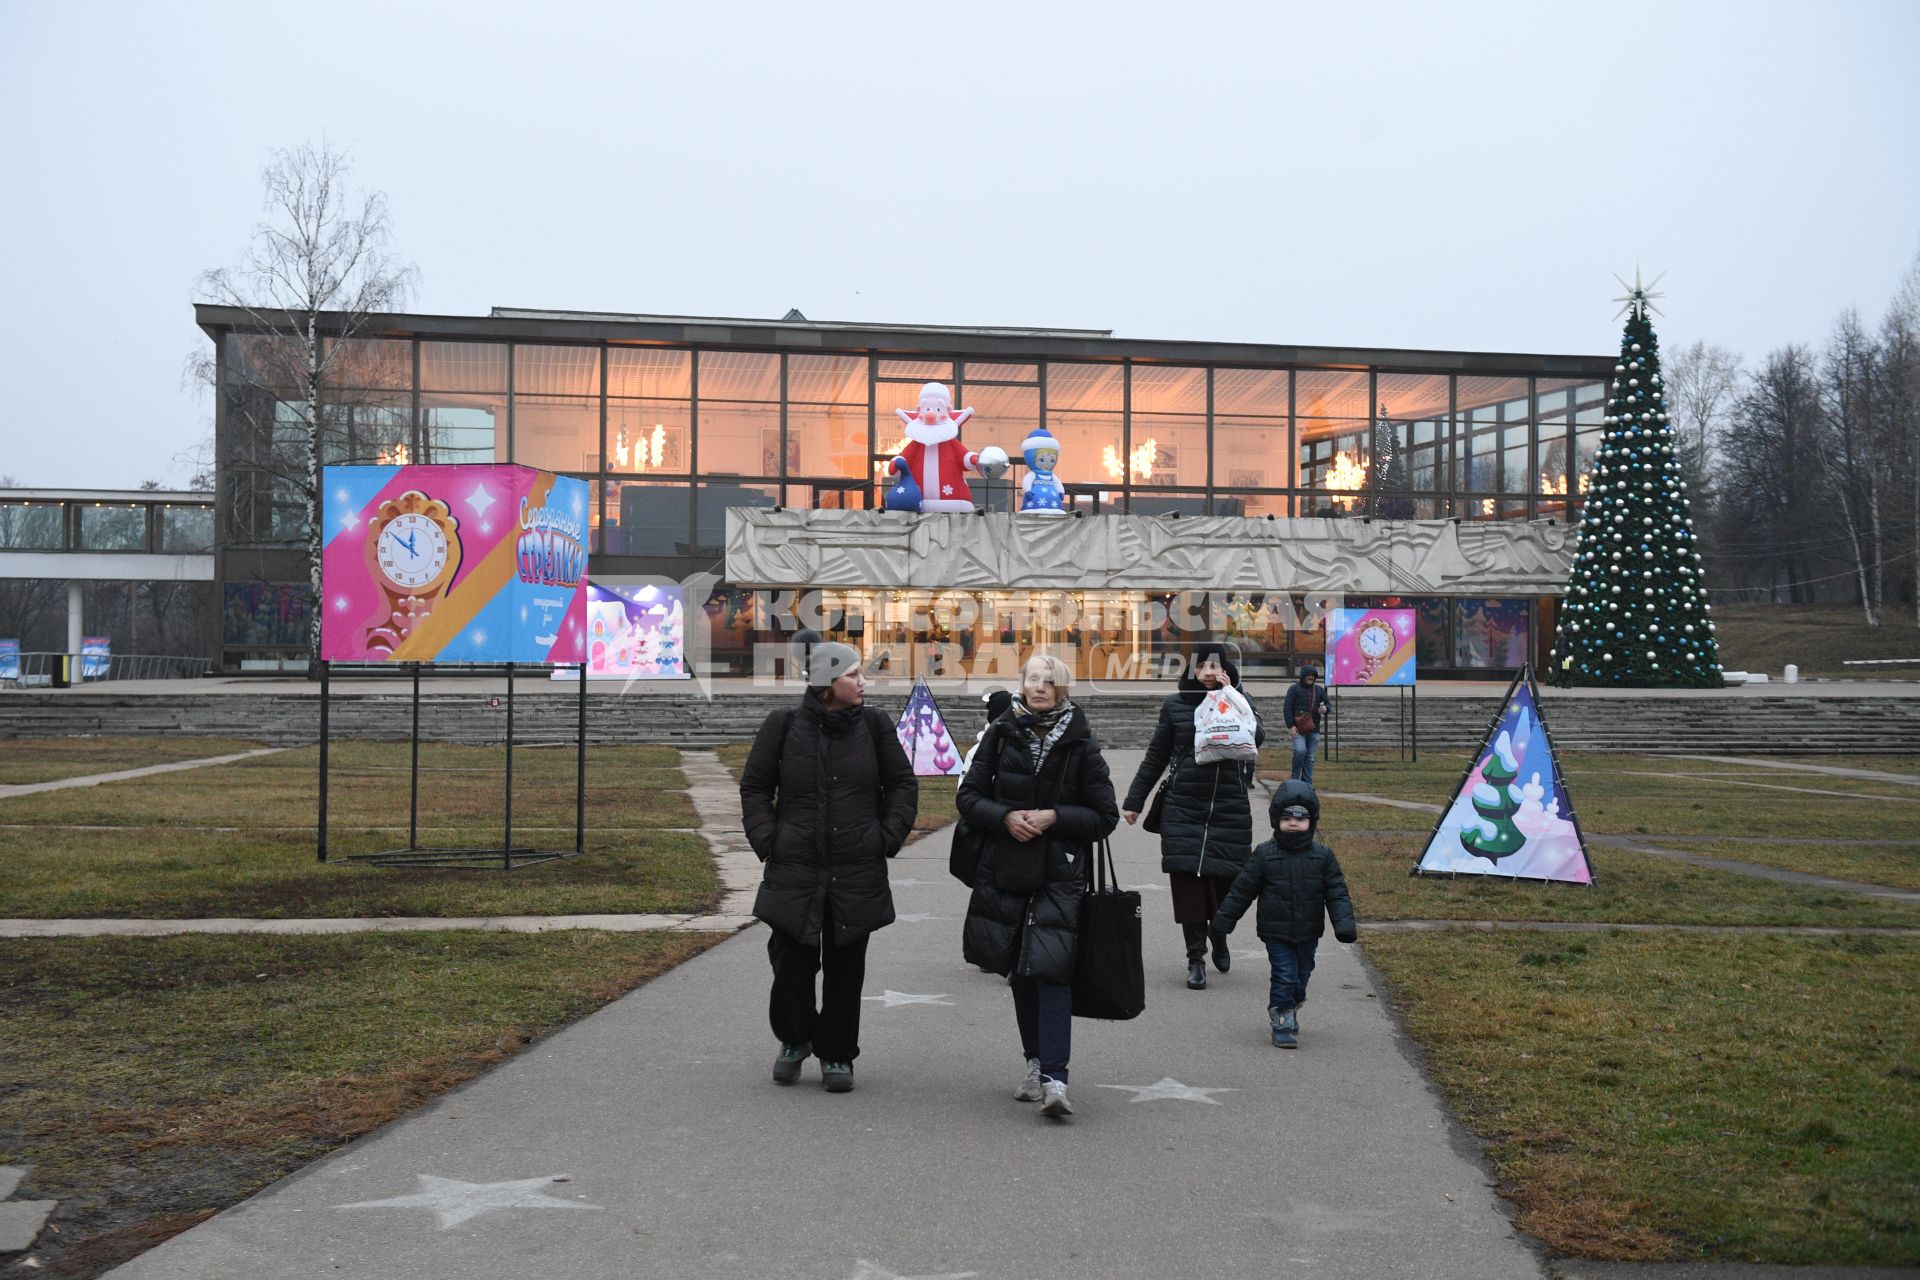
[67,580,82,656]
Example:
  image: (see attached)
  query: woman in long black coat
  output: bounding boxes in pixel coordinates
[739,639,918,1094]
[958,652,1119,1120]
[1121,642,1263,991]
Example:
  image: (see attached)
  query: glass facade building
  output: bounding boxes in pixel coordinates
[200,305,1612,676]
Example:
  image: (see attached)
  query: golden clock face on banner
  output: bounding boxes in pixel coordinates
[376,511,452,591]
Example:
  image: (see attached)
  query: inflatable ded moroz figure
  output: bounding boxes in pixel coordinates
[885,382,1008,513]
[1018,424,1067,515]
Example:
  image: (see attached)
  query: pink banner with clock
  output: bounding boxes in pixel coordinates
[319,464,589,664]
[1326,607,1417,686]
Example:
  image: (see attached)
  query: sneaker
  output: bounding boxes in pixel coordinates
[1210,931,1232,973]
[1014,1058,1045,1103]
[1040,1078,1073,1118]
[1187,959,1207,990]
[772,1041,810,1085]
[820,1060,854,1093]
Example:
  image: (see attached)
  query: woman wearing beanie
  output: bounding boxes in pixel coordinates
[958,652,1119,1119]
[739,630,918,1093]
[1121,642,1264,990]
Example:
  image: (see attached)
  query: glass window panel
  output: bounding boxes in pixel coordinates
[1376,373,1448,422]
[788,404,869,480]
[1456,376,1529,419]
[1123,488,1209,516]
[606,347,691,399]
[1128,365,1206,416]
[696,399,780,476]
[1294,370,1368,420]
[221,583,310,648]
[1213,417,1289,495]
[1455,598,1530,668]
[1127,413,1205,486]
[605,480,689,556]
[787,480,870,510]
[323,338,411,391]
[513,394,598,472]
[878,359,952,380]
[421,341,506,392]
[1050,411,1124,487]
[960,361,1037,383]
[78,504,146,551]
[158,505,214,553]
[513,345,600,397]
[0,502,63,549]
[788,354,868,405]
[608,401,690,475]
[1297,417,1370,512]
[693,481,779,555]
[420,389,504,464]
[1574,381,1607,424]
[698,351,780,402]
[1211,368,1288,418]
[323,402,410,465]
[1210,490,1286,518]
[1046,362,1122,412]
[874,379,930,423]
[224,334,306,393]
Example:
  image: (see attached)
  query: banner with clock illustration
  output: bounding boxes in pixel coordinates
[1326,607,1417,686]
[319,464,589,664]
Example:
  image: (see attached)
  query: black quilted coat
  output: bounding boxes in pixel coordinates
[1212,780,1358,944]
[957,706,1120,986]
[1121,665,1263,879]
[739,695,919,947]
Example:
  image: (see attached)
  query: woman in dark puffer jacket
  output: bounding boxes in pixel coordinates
[959,652,1119,1121]
[1121,642,1263,991]
[740,637,918,1094]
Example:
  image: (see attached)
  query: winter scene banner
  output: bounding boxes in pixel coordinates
[320,464,588,665]
[574,580,688,680]
[896,678,963,776]
[1414,667,1594,884]
[1327,607,1416,686]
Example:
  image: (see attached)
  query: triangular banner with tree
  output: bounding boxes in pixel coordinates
[1413,665,1595,884]
[896,678,963,776]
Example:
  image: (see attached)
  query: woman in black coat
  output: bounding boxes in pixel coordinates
[739,639,918,1094]
[958,652,1119,1120]
[1121,642,1263,991]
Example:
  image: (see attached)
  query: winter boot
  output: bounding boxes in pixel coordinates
[820,1061,854,1092]
[1269,1006,1297,1049]
[1210,930,1232,973]
[1183,924,1208,989]
[772,1041,811,1085]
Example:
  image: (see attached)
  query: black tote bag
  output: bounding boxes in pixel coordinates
[1071,838,1145,1021]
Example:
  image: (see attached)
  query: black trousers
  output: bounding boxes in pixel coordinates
[766,905,870,1064]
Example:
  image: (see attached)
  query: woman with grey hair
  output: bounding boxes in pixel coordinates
[740,630,918,1093]
[958,652,1120,1119]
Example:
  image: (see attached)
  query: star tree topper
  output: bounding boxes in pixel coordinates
[1612,266,1666,321]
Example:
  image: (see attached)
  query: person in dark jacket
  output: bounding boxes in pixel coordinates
[739,635,918,1092]
[1282,665,1331,785]
[1121,642,1263,991]
[1210,779,1357,1048]
[958,652,1120,1120]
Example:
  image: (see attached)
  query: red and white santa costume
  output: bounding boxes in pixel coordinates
[892,382,981,513]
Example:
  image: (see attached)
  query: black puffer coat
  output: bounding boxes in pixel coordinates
[1211,780,1358,944]
[957,705,1120,986]
[740,695,919,947]
[1122,663,1263,879]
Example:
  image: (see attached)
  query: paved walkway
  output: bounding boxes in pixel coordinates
[1668,755,1920,787]
[0,748,286,800]
[104,749,1544,1280]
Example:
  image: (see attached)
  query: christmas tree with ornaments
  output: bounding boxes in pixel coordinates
[1549,271,1723,688]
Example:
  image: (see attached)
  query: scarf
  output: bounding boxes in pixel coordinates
[1010,697,1074,768]
[1277,827,1315,852]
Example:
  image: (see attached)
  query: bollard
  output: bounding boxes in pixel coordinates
[1784,664,1799,684]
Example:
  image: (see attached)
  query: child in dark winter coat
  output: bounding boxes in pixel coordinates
[1210,779,1357,1048]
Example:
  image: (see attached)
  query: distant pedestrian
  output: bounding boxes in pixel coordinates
[739,632,918,1093]
[957,686,1015,789]
[1121,642,1263,991]
[1209,780,1357,1048]
[958,652,1120,1119]
[1283,664,1331,785]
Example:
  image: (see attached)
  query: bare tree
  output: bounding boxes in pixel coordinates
[1884,251,1920,626]
[190,142,417,665]
[1814,310,1886,624]
[1666,340,1741,494]
[1719,346,1825,602]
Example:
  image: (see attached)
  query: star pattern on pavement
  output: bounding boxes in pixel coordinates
[861,990,953,1008]
[1097,1077,1237,1105]
[894,912,950,923]
[336,1174,600,1230]
[844,1261,978,1280]
[1122,883,1167,893]
[888,878,936,887]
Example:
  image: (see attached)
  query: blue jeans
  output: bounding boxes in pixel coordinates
[1265,938,1319,1012]
[1010,974,1072,1084]
[1290,731,1320,784]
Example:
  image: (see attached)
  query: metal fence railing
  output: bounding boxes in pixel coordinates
[1,652,214,686]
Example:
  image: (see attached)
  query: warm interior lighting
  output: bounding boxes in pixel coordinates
[377,442,411,466]
[1323,450,1368,509]
[1540,471,1591,496]
[1101,437,1158,482]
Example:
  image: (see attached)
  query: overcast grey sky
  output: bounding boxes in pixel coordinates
[2,0,1915,489]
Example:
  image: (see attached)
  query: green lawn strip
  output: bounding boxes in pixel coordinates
[0,930,725,1278]
[1712,601,1920,679]
[0,826,720,919]
[1363,930,1920,1263]
[1335,834,1920,929]
[1,744,695,830]
[1644,839,1920,894]
[713,741,959,832]
[0,737,270,786]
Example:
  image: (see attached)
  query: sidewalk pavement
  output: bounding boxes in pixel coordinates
[106,749,1541,1280]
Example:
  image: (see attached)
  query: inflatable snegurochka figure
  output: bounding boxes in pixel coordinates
[886,382,1006,513]
[1019,425,1067,516]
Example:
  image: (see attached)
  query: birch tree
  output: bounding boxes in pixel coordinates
[1815,311,1884,624]
[190,142,417,665]
[1666,340,1741,496]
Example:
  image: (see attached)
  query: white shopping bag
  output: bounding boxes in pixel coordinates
[1193,684,1259,764]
